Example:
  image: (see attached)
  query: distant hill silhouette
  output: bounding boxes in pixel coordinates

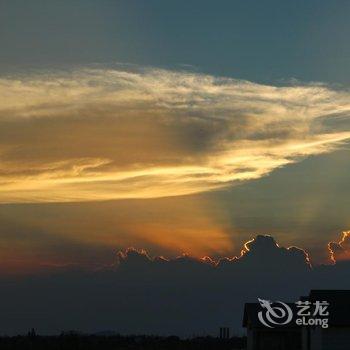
[0,334,246,350]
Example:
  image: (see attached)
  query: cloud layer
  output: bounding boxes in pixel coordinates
[1,66,350,203]
[0,234,349,336]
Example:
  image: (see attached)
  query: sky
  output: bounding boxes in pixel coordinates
[1,0,350,277]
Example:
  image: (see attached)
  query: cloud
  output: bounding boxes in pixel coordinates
[1,66,350,203]
[0,234,349,336]
[328,231,350,263]
[237,234,311,269]
[115,235,311,276]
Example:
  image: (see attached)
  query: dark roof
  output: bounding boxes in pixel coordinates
[309,290,350,326]
[309,289,350,300]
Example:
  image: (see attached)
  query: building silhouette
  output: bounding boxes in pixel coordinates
[219,327,230,339]
[243,290,350,350]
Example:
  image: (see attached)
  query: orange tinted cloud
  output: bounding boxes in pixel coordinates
[1,67,350,203]
[328,231,350,263]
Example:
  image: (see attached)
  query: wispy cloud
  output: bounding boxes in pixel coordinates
[1,67,350,203]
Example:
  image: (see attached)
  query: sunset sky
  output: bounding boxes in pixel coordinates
[1,0,350,274]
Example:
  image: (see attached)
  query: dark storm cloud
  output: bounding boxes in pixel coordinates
[0,234,349,336]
